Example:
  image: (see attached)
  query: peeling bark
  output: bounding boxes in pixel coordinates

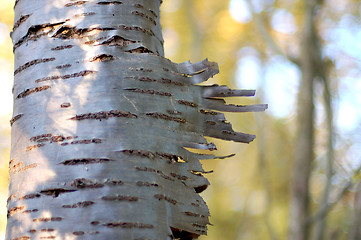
[7,0,266,239]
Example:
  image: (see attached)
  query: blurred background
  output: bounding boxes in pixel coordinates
[1,0,361,239]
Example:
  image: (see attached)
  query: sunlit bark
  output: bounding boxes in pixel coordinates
[6,0,266,239]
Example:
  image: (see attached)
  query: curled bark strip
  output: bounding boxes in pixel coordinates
[202,85,256,98]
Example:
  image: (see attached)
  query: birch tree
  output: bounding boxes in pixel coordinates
[6,0,266,239]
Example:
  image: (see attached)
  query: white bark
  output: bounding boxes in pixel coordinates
[7,1,266,239]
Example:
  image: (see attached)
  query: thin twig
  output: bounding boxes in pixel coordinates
[307,165,361,224]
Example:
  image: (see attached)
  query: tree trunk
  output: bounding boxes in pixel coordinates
[7,0,266,239]
[288,0,320,239]
[349,183,361,240]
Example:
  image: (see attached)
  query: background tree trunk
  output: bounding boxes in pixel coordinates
[288,0,320,239]
[6,0,266,239]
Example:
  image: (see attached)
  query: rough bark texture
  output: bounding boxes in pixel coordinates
[7,0,266,239]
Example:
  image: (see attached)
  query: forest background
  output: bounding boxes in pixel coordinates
[0,0,360,239]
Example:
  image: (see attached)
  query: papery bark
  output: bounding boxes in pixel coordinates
[7,1,266,239]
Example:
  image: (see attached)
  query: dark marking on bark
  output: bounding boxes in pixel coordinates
[65,1,87,7]
[85,40,95,45]
[190,170,213,176]
[134,3,158,18]
[129,67,153,72]
[194,185,208,193]
[128,76,183,86]
[53,26,77,38]
[154,194,177,205]
[19,193,41,200]
[70,110,137,121]
[70,138,102,145]
[40,229,54,232]
[22,209,39,214]
[9,159,14,166]
[221,130,237,136]
[191,202,200,207]
[177,100,198,108]
[129,76,155,82]
[167,110,182,115]
[60,158,113,165]
[29,230,36,233]
[14,58,55,75]
[61,102,71,108]
[136,181,159,187]
[126,47,153,54]
[91,221,100,225]
[73,231,85,236]
[26,144,45,151]
[104,222,154,229]
[74,12,96,17]
[122,150,185,163]
[131,11,156,25]
[17,85,50,99]
[125,88,171,96]
[135,166,174,181]
[56,64,72,69]
[89,54,114,62]
[40,189,76,197]
[72,178,104,188]
[100,35,134,47]
[102,195,138,201]
[14,23,64,50]
[97,1,123,4]
[205,120,216,125]
[35,70,95,83]
[145,112,186,123]
[160,78,185,86]
[51,45,73,51]
[30,133,52,142]
[119,25,155,37]
[171,227,200,240]
[184,211,206,218]
[8,206,24,217]
[199,109,218,115]
[9,162,23,173]
[50,135,65,142]
[63,201,95,208]
[170,172,188,181]
[105,179,124,186]
[13,14,30,31]
[7,193,17,204]
[12,163,39,175]
[149,9,158,18]
[33,217,63,222]
[10,236,30,240]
